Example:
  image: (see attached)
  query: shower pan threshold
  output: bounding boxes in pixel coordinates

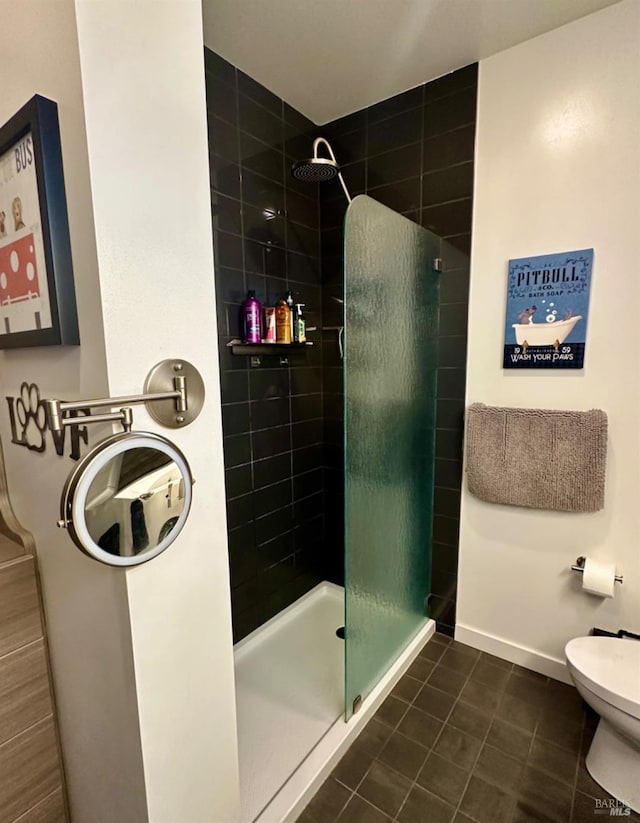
[234,581,435,823]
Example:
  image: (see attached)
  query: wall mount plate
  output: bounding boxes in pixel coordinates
[144,359,205,429]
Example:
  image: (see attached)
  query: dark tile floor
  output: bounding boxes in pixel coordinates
[297,633,639,823]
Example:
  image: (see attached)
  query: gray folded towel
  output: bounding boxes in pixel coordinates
[465,403,607,513]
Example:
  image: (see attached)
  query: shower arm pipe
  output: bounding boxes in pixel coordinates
[314,137,352,203]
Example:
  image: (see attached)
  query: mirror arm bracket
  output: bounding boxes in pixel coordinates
[43,359,203,434]
[55,407,134,433]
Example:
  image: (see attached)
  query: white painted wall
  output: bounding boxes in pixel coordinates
[458,0,640,678]
[73,1,239,820]
[0,2,148,820]
[0,0,239,820]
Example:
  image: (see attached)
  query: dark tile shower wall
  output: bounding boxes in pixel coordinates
[206,47,475,641]
[319,64,477,636]
[205,49,326,642]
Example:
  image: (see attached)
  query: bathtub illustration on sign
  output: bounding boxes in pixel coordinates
[512,315,582,346]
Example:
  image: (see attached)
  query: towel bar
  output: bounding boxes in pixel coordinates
[571,556,623,584]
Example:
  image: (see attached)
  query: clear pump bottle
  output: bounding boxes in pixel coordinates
[293,303,306,343]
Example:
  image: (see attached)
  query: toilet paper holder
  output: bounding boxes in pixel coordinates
[571,556,623,585]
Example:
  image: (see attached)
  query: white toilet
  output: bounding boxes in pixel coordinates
[565,636,640,813]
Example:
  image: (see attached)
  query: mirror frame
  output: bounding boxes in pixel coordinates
[60,431,193,566]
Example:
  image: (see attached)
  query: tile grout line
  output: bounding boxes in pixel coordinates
[388,644,538,822]
[332,638,453,818]
[342,638,471,822]
[430,653,552,822]
[392,654,465,819]
[344,638,540,822]
[418,82,426,233]
[449,656,503,823]
[512,675,587,823]
[499,678,547,823]
[568,709,589,823]
[318,639,589,823]
[393,643,487,822]
[230,62,255,494]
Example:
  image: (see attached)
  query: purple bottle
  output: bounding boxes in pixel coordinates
[242,290,262,343]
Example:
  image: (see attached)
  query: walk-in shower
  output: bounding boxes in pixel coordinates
[233,139,442,820]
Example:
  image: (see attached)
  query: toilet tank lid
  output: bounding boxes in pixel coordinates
[566,637,640,706]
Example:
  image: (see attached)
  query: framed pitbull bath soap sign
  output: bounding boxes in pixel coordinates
[503,248,593,369]
[0,94,79,348]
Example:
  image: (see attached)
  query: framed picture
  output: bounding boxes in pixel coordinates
[503,248,593,369]
[0,94,79,348]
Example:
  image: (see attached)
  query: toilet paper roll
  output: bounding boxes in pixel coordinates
[582,558,616,598]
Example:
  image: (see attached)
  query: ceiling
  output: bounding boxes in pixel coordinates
[202,0,621,124]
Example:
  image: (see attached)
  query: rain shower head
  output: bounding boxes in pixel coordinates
[291,137,352,202]
[291,156,339,183]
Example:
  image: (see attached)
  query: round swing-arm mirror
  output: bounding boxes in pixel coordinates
[59,432,193,567]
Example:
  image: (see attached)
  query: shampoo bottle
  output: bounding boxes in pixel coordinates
[242,290,262,344]
[275,300,292,343]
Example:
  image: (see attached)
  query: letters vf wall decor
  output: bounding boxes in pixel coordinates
[6,382,88,460]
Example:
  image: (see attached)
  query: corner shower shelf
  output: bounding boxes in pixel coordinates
[229,341,313,356]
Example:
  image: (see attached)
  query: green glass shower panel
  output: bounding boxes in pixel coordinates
[344,195,439,721]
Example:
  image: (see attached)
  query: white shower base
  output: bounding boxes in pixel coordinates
[234,581,435,823]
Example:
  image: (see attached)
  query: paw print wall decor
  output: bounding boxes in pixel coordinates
[6,382,89,460]
[14,383,46,451]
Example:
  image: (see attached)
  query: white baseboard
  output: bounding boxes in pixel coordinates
[455,624,573,684]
